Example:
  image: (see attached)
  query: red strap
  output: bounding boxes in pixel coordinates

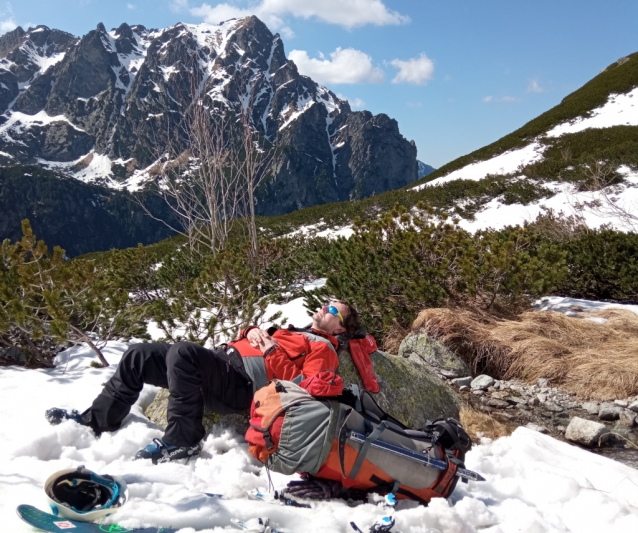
[348,337,380,393]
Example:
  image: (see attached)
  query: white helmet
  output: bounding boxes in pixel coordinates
[44,466,128,522]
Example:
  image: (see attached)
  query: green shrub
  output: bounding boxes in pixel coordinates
[556,230,638,301]
[303,204,567,344]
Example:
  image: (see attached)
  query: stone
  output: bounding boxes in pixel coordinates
[537,378,550,388]
[451,376,472,388]
[459,385,470,392]
[485,398,509,409]
[335,348,463,427]
[439,368,460,379]
[556,426,566,433]
[619,409,636,427]
[599,406,622,421]
[614,400,629,408]
[398,333,471,377]
[507,396,528,406]
[537,393,548,403]
[582,401,600,415]
[471,375,495,390]
[146,347,463,435]
[526,423,549,434]
[145,388,250,436]
[490,391,509,400]
[543,402,564,413]
[628,400,638,413]
[564,401,580,410]
[565,417,610,447]
[528,397,541,407]
[472,390,486,396]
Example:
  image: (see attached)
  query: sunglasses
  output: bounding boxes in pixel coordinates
[325,304,344,324]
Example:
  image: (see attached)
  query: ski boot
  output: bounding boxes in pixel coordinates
[135,438,203,464]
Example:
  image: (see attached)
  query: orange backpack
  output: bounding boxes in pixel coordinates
[246,380,479,504]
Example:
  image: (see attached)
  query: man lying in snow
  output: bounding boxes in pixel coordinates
[45,301,361,464]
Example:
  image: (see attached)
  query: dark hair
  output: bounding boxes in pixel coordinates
[338,301,362,338]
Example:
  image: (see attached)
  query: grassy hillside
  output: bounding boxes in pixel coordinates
[411,51,638,188]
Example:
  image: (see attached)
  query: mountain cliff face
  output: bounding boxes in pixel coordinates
[0,17,417,216]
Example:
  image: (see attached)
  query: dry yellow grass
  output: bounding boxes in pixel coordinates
[459,405,511,441]
[414,307,638,400]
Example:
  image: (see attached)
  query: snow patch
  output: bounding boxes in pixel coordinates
[412,142,546,190]
[454,174,638,233]
[547,87,638,138]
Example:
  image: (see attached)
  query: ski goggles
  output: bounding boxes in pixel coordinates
[325,304,344,324]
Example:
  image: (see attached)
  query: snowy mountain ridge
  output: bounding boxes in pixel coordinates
[0,17,417,216]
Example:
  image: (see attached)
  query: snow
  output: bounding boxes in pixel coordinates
[3,322,638,532]
[411,143,546,191]
[278,94,315,131]
[284,222,354,240]
[534,295,638,318]
[455,168,638,233]
[546,87,638,138]
[38,151,117,186]
[185,20,243,59]
[0,110,87,151]
[0,110,86,140]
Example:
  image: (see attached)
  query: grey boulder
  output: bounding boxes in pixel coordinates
[451,376,473,388]
[471,375,495,390]
[398,333,471,378]
[565,417,610,447]
[599,405,622,421]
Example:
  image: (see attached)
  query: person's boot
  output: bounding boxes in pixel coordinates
[45,408,86,426]
[135,438,203,464]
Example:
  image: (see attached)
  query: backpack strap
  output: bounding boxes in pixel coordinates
[348,421,388,479]
[301,332,337,352]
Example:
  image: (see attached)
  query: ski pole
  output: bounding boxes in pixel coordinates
[347,431,485,482]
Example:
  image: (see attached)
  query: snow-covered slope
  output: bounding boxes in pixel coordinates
[3,296,638,533]
[410,56,638,232]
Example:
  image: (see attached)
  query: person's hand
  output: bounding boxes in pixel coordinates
[247,328,278,354]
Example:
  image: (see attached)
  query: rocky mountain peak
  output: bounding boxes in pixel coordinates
[0,16,417,216]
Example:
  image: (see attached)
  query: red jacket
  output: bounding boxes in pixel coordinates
[231,326,339,391]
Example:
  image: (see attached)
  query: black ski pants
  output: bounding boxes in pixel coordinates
[84,342,253,447]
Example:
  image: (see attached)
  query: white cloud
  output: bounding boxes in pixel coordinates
[390,53,434,85]
[0,16,16,33]
[407,101,422,108]
[171,0,190,11]
[337,93,365,109]
[0,1,16,35]
[127,3,136,9]
[190,3,293,36]
[528,79,544,93]
[188,0,408,35]
[289,48,384,84]
[483,95,520,103]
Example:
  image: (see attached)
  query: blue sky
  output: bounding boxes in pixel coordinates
[2,0,638,168]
